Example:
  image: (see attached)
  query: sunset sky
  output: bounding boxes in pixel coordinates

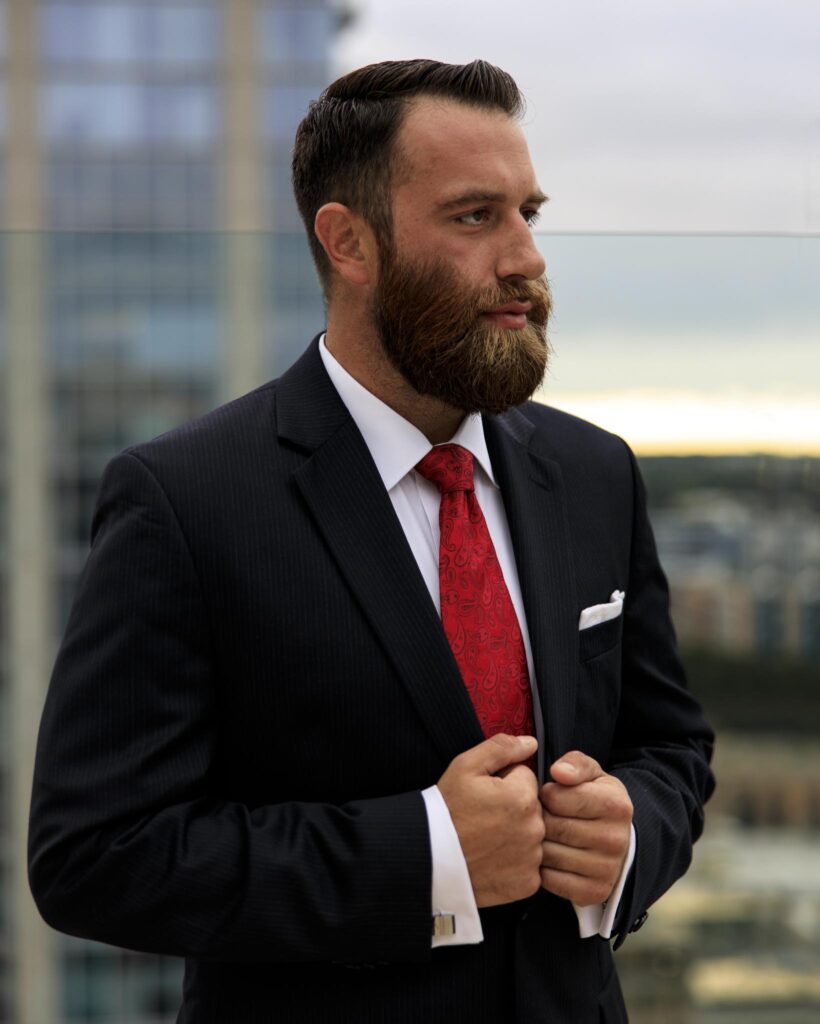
[536,232,820,454]
[336,0,820,455]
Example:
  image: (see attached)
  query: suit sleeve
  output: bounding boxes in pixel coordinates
[608,447,715,947]
[28,451,433,964]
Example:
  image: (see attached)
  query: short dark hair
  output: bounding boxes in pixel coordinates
[291,59,525,291]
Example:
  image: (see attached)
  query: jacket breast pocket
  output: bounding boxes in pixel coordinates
[578,612,623,662]
[575,614,624,760]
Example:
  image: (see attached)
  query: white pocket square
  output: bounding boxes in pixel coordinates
[578,590,625,631]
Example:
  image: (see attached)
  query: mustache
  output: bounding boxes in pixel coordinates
[471,277,552,326]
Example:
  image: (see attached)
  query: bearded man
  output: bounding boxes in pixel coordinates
[29,60,714,1024]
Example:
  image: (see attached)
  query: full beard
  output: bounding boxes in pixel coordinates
[372,249,551,416]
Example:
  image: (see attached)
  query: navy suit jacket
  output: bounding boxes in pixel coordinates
[29,337,714,1023]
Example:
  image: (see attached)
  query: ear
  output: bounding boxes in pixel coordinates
[313,203,376,288]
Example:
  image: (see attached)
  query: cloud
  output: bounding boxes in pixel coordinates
[336,0,820,231]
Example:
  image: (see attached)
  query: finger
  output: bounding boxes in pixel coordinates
[459,733,538,777]
[540,867,614,908]
[542,812,631,860]
[497,762,539,791]
[541,811,598,847]
[540,840,615,881]
[541,778,633,822]
[541,781,609,820]
[549,750,604,787]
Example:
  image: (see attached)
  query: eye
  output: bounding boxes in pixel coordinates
[522,208,542,228]
[456,208,490,226]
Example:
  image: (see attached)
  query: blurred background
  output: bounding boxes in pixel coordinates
[0,1,818,1021]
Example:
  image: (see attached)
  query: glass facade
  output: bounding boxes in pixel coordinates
[259,3,334,64]
[2,2,335,1020]
[0,3,8,1021]
[41,3,219,65]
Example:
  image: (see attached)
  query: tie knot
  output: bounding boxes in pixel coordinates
[415,444,475,494]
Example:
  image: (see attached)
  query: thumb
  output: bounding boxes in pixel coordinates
[460,733,538,776]
[550,750,604,786]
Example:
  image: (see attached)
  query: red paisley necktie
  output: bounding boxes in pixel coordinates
[415,444,535,740]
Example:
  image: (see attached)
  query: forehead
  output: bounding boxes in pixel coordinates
[392,96,538,204]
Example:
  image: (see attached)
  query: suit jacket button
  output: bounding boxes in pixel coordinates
[630,911,649,933]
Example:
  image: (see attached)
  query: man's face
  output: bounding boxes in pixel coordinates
[371,97,551,415]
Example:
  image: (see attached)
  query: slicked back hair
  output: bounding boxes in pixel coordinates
[291,59,525,293]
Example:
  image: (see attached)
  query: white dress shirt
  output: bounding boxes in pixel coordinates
[318,336,635,947]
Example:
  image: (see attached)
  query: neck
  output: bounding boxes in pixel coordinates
[324,310,466,445]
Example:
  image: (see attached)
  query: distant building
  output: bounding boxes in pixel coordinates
[653,493,820,659]
[1,2,347,1021]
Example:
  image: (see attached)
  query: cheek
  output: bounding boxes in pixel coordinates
[456,248,502,290]
[392,218,483,270]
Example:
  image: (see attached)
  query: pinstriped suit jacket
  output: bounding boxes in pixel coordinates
[29,336,714,1023]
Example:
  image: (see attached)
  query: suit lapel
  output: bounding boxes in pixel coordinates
[484,409,579,766]
[277,340,485,765]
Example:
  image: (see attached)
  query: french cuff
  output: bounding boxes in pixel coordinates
[421,785,484,948]
[573,823,636,940]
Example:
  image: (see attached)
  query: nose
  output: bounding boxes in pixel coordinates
[495,216,546,283]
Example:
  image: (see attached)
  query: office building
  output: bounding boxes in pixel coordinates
[1,2,344,1019]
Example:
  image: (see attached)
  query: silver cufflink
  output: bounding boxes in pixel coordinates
[432,913,456,938]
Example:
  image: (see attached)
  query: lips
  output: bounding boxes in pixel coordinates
[480,301,532,330]
[484,301,532,316]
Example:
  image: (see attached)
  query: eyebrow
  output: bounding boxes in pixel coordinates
[435,188,549,212]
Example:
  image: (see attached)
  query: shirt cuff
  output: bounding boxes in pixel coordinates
[421,785,484,948]
[573,823,636,940]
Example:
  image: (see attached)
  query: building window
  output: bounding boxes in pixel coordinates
[41,2,217,66]
[259,4,332,64]
[43,82,217,146]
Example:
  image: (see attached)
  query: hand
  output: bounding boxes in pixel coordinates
[539,750,633,907]
[437,734,544,908]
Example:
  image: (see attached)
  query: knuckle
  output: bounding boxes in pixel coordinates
[600,792,621,818]
[450,749,469,772]
[606,797,631,823]
[522,771,539,794]
[597,831,618,856]
[528,816,546,844]
[519,872,542,900]
[603,778,631,811]
[599,827,626,856]
[518,790,537,815]
[527,873,542,898]
[616,797,634,822]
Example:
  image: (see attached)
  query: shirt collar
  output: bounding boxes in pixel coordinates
[318,334,498,492]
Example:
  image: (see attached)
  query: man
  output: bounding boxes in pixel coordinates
[29,60,714,1023]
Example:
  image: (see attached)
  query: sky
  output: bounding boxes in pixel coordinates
[335,0,820,454]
